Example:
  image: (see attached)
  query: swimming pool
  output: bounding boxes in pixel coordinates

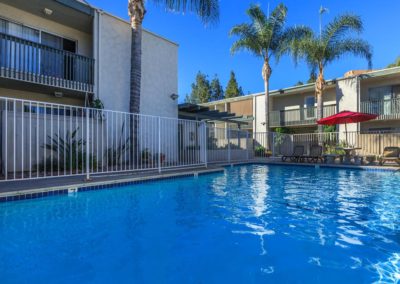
[0,164,399,283]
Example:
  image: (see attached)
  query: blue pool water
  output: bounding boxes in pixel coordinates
[1,165,400,283]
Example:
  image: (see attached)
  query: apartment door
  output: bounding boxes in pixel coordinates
[41,32,76,80]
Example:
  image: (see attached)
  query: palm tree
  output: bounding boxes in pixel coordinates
[127,0,219,165]
[128,0,219,115]
[229,4,310,147]
[289,14,372,132]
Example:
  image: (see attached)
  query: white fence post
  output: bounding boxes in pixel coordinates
[158,116,161,173]
[85,108,90,181]
[246,130,249,160]
[272,132,276,157]
[204,122,208,168]
[228,127,231,163]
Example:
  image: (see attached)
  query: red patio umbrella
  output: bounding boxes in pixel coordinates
[317,110,378,144]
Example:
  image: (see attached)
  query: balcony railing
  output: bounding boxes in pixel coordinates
[270,105,337,127]
[360,98,400,120]
[0,32,94,93]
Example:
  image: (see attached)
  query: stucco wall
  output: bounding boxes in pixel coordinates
[336,77,359,136]
[96,12,178,118]
[255,95,266,133]
[140,29,178,118]
[0,2,92,57]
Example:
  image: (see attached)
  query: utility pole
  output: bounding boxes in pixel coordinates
[319,5,329,39]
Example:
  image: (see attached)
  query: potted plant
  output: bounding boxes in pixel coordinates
[141,148,152,166]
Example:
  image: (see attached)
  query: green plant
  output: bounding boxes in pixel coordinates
[37,128,97,172]
[141,148,152,161]
[255,145,266,157]
[104,122,130,167]
[323,125,336,133]
[91,98,104,109]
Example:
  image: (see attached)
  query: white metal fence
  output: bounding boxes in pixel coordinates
[206,126,252,163]
[256,131,400,157]
[1,96,400,182]
[0,97,207,181]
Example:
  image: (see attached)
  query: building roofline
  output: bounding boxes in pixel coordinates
[201,66,400,106]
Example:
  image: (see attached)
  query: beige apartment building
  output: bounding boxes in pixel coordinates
[202,67,400,134]
[0,0,179,118]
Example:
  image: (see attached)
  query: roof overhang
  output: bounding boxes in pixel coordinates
[178,103,251,125]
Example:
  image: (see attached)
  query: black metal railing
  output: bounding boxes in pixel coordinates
[0,32,94,92]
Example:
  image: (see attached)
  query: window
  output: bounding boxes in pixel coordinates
[0,18,40,72]
[369,86,395,115]
[0,17,78,81]
[304,96,315,119]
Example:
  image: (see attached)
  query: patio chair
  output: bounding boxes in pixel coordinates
[305,145,324,163]
[378,147,400,166]
[281,145,304,163]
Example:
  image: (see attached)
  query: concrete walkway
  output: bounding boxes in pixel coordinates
[0,166,224,197]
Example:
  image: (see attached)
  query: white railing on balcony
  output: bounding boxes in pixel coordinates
[0,97,206,181]
[360,98,400,120]
[270,105,337,127]
[0,32,94,93]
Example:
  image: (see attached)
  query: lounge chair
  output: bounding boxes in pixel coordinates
[378,147,400,166]
[305,145,324,163]
[281,145,304,162]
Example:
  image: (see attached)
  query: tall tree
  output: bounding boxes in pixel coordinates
[289,14,372,132]
[210,75,224,101]
[225,71,243,98]
[387,56,400,68]
[186,72,211,103]
[127,0,219,164]
[230,4,310,142]
[128,0,219,114]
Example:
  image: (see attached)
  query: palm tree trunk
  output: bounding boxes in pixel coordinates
[316,64,325,134]
[128,0,145,166]
[262,60,272,150]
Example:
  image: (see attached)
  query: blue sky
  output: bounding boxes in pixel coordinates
[88,0,399,101]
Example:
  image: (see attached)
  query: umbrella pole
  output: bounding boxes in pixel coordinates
[345,123,348,146]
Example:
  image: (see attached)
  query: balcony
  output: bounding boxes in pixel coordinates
[360,98,400,121]
[0,32,94,93]
[270,105,337,127]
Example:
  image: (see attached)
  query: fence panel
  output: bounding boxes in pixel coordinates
[0,97,206,181]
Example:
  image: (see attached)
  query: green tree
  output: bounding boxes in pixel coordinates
[387,56,400,68]
[289,14,372,132]
[225,71,243,98]
[210,75,224,101]
[186,72,211,103]
[229,3,310,140]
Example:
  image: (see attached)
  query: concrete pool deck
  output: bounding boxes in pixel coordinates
[0,166,226,200]
[0,159,398,201]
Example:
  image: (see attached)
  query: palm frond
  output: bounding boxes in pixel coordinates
[275,25,313,63]
[230,23,264,57]
[151,0,220,24]
[322,14,363,47]
[266,3,288,50]
[325,38,373,69]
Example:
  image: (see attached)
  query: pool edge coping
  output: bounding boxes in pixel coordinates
[0,168,225,203]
